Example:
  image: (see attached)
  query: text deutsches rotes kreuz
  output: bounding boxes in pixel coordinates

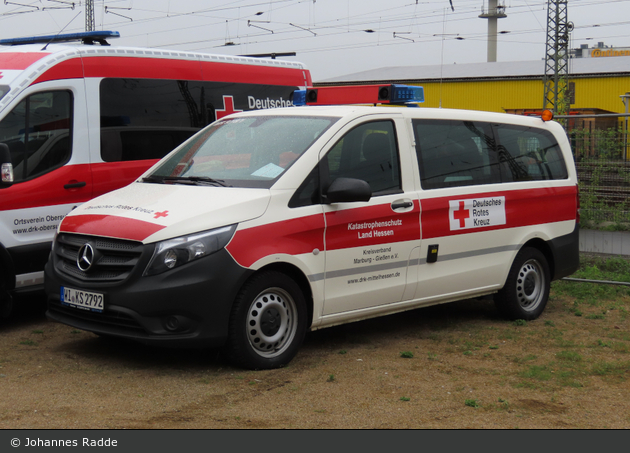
[448,197,506,231]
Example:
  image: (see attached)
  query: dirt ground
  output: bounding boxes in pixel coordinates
[0,289,629,429]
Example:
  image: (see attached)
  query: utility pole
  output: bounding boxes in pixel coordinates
[542,0,572,117]
[479,0,507,63]
[85,0,95,32]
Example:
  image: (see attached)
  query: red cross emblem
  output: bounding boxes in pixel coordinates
[453,201,470,228]
[153,210,169,219]
[215,95,242,120]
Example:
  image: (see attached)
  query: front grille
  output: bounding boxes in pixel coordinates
[54,233,145,283]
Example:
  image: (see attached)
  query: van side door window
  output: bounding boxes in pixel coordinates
[0,90,72,183]
[324,120,401,196]
[414,119,498,190]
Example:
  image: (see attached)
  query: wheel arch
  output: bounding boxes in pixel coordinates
[248,262,314,329]
[521,237,556,280]
[0,242,16,292]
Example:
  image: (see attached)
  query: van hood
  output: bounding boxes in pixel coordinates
[59,183,271,243]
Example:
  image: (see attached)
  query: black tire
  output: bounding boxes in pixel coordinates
[223,271,308,370]
[494,247,550,320]
[0,265,13,321]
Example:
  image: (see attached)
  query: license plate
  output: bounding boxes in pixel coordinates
[61,286,104,313]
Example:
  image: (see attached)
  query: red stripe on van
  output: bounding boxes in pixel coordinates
[226,214,325,268]
[60,214,165,242]
[421,186,577,239]
[33,58,84,84]
[82,56,202,81]
[226,202,420,268]
[0,52,50,70]
[80,56,305,86]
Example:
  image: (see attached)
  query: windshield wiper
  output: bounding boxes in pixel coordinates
[142,175,231,187]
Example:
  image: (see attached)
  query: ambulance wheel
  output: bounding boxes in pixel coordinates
[224,271,307,370]
[0,291,12,321]
[495,247,550,321]
[0,267,13,321]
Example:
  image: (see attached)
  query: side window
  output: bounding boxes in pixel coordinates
[99,79,202,162]
[0,90,73,183]
[414,119,499,189]
[494,124,568,181]
[325,120,401,196]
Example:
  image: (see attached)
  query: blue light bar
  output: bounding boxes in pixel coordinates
[293,89,307,106]
[390,84,424,104]
[0,31,120,46]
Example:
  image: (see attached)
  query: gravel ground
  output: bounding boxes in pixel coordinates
[0,291,629,429]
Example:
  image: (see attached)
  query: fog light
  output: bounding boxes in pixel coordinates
[165,316,180,331]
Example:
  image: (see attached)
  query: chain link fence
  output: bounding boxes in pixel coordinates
[565,116,630,225]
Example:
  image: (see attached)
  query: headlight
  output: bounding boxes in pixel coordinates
[143,224,237,276]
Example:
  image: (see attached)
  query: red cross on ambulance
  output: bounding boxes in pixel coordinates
[215,95,243,120]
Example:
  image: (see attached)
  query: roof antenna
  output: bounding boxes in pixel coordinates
[41,10,81,51]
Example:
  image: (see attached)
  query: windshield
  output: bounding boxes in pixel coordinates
[146,115,338,188]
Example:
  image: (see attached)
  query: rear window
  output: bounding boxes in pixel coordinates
[414,119,568,189]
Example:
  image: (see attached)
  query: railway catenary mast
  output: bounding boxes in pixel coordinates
[85,0,95,32]
[542,0,572,116]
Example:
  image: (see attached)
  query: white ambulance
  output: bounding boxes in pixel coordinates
[43,84,579,369]
[0,31,311,320]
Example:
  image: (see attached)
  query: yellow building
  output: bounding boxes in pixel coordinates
[316,57,630,117]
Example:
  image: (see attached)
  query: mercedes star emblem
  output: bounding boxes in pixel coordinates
[77,243,95,272]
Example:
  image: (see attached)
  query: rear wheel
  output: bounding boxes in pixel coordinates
[495,247,550,320]
[0,266,13,321]
[223,271,307,370]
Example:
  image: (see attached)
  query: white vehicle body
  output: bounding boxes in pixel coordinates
[0,32,311,319]
[45,100,579,369]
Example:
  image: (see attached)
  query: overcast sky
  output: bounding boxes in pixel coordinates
[0,0,629,81]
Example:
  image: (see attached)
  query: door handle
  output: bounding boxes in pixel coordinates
[391,200,413,210]
[64,181,86,190]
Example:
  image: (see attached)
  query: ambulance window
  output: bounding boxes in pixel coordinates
[0,90,73,183]
[414,120,499,189]
[99,78,202,162]
[323,120,401,196]
[494,124,568,181]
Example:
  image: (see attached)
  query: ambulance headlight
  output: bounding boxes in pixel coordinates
[144,224,237,276]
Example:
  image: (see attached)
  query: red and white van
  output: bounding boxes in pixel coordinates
[0,31,311,319]
[43,85,579,369]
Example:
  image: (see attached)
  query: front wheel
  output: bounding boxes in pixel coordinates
[223,271,308,370]
[494,247,550,320]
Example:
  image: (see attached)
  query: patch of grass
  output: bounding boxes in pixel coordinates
[586,313,606,320]
[519,365,553,381]
[465,399,480,408]
[19,339,37,346]
[427,352,438,361]
[556,350,583,362]
[338,350,347,355]
[327,374,335,382]
[400,351,414,359]
[400,396,410,402]
[513,319,527,326]
[31,329,44,334]
[591,360,630,379]
[544,320,556,327]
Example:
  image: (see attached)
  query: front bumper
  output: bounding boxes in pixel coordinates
[45,247,252,348]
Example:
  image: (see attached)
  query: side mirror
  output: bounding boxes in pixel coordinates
[0,143,13,188]
[325,177,371,204]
